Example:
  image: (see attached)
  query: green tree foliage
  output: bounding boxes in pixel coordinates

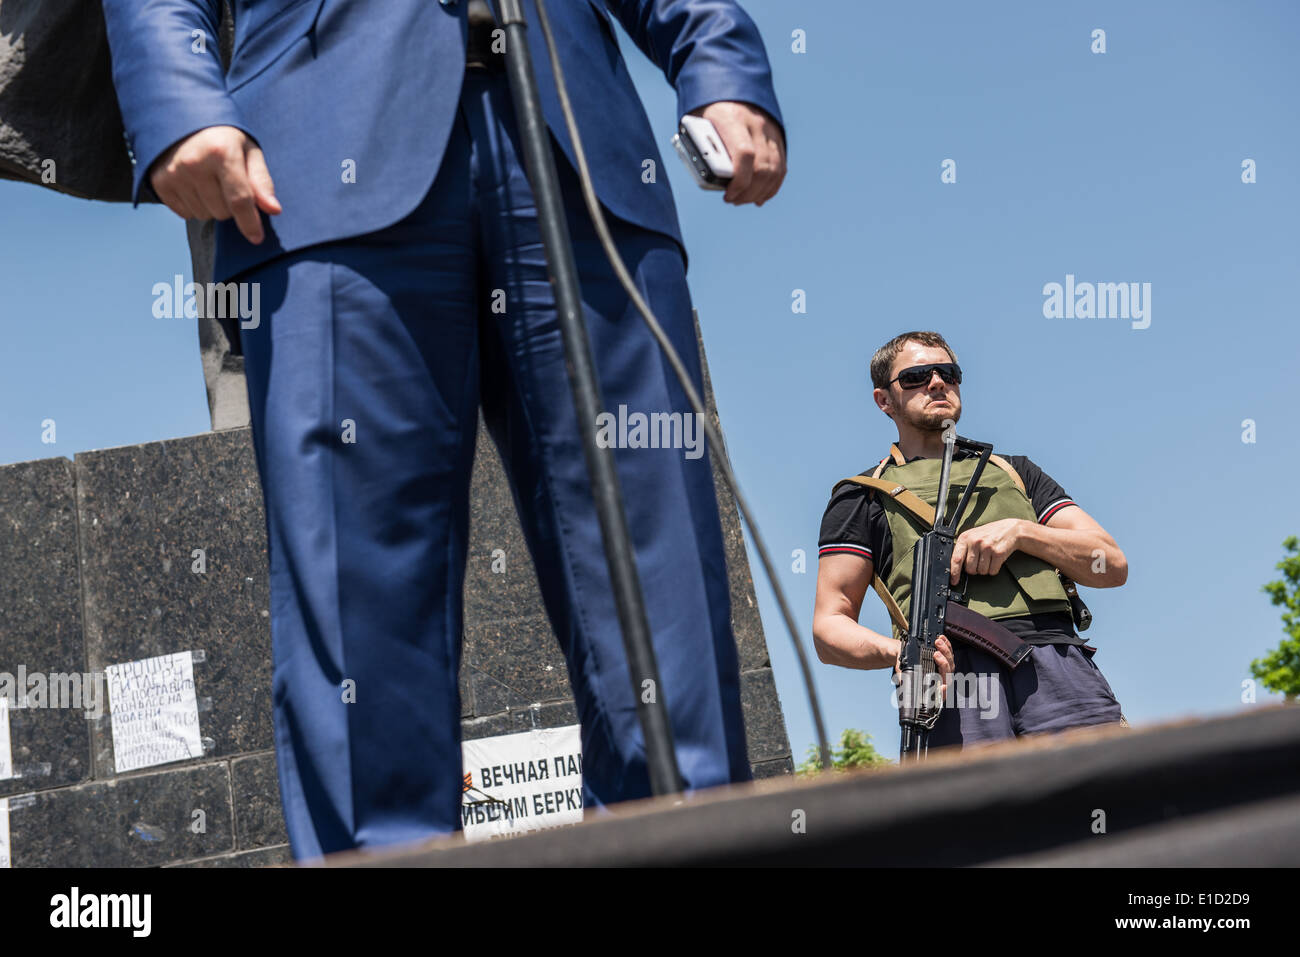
[795,728,891,776]
[1252,536,1300,700]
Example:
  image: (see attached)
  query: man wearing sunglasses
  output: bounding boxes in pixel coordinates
[812,331,1127,748]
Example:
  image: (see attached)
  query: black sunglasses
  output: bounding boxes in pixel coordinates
[888,363,963,389]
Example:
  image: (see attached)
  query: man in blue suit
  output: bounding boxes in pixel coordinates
[101,0,785,860]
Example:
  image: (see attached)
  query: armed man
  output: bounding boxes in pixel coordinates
[812,331,1128,750]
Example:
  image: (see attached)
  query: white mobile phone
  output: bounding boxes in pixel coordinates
[671,115,734,190]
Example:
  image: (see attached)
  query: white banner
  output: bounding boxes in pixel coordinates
[0,697,11,781]
[0,798,9,868]
[461,725,583,841]
[107,651,202,773]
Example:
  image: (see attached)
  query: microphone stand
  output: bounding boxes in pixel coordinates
[496,0,682,797]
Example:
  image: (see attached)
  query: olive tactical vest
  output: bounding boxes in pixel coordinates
[835,448,1072,639]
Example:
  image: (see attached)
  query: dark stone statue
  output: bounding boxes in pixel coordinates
[0,0,247,429]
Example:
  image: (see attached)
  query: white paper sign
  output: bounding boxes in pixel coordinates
[107,651,202,773]
[0,698,11,781]
[0,798,9,868]
[461,725,583,841]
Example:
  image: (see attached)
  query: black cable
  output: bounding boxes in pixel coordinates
[531,0,832,771]
[498,0,683,795]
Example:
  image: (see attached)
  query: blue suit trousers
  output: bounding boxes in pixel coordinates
[236,70,750,860]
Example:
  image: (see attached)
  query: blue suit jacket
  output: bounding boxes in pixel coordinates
[100,0,783,283]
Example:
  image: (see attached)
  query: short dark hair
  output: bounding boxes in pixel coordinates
[869,331,958,390]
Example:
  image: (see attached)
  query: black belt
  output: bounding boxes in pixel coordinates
[466,0,503,72]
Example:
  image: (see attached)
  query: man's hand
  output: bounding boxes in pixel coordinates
[688,101,786,206]
[148,125,281,243]
[950,518,1024,584]
[894,634,956,701]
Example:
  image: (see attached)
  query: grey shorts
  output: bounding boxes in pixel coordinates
[926,641,1124,750]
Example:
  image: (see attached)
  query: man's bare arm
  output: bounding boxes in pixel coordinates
[813,552,956,684]
[949,508,1128,588]
[811,553,893,669]
[813,553,891,669]
[1021,506,1128,587]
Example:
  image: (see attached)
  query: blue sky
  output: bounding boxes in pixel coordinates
[2,0,1297,764]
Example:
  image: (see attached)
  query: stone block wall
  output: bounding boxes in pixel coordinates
[0,400,791,867]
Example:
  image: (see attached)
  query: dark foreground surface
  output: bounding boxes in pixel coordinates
[316,704,1300,868]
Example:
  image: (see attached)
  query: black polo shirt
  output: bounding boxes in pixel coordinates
[818,448,1086,646]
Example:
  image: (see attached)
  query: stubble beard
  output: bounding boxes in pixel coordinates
[905,400,961,433]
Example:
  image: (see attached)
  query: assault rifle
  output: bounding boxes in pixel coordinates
[897,432,1035,760]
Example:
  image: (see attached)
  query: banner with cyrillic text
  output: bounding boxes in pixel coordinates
[460,725,583,841]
